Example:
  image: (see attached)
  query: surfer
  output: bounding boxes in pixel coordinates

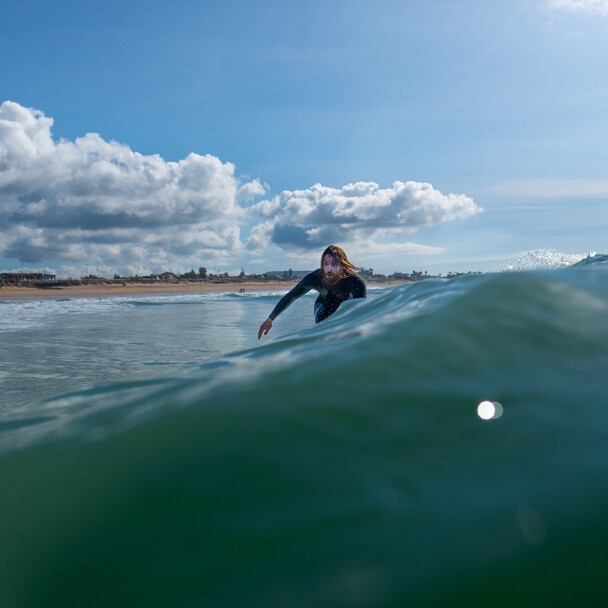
[258,245,367,339]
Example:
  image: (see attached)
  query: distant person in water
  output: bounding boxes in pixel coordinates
[258,245,367,339]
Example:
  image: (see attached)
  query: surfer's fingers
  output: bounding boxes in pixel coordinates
[258,318,272,339]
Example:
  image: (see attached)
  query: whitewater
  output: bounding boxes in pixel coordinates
[1,252,607,607]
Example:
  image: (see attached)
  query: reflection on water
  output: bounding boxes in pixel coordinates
[0,292,315,409]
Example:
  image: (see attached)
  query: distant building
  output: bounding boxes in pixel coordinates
[264,270,312,278]
[0,271,56,281]
[156,272,178,281]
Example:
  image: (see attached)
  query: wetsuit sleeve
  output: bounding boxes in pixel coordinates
[268,273,318,320]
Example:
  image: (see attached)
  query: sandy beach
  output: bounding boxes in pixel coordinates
[0,280,296,299]
[0,279,406,299]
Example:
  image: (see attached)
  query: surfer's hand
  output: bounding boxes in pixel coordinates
[258,317,273,339]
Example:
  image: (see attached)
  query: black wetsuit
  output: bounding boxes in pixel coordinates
[269,271,367,323]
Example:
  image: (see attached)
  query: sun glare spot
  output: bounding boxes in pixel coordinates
[477,400,504,420]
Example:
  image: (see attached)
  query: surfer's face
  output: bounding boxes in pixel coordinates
[322,255,342,285]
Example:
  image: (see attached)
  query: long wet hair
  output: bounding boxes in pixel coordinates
[318,245,359,277]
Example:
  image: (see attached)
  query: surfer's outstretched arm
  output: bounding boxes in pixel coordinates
[258,317,273,339]
[257,273,319,339]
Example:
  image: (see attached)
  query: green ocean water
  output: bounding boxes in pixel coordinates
[1,255,607,607]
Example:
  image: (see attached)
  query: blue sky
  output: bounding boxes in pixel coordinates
[1,0,607,277]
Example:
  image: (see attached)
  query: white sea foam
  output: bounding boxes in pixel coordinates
[0,289,297,333]
[0,297,131,333]
[499,249,596,272]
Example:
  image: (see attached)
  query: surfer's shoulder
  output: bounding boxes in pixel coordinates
[343,272,366,296]
[342,271,364,284]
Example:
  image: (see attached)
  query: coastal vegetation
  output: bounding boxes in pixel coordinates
[1,267,479,291]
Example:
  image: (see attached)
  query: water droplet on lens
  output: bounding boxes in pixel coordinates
[477,400,503,420]
[516,506,547,546]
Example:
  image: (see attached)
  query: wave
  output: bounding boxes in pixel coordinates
[572,252,608,267]
[0,289,292,333]
[499,248,597,271]
[1,258,608,606]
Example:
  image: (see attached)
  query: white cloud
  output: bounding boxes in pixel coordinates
[548,0,608,15]
[1,101,480,276]
[237,178,268,202]
[349,242,445,258]
[0,100,261,273]
[247,181,481,252]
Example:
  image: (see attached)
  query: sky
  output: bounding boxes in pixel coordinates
[1,0,607,278]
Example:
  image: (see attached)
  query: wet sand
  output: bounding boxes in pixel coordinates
[0,279,406,299]
[0,281,295,298]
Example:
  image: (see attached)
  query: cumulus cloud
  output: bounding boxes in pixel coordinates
[0,100,263,274]
[548,0,608,15]
[1,101,481,275]
[247,181,481,252]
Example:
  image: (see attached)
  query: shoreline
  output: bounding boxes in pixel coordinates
[0,279,408,299]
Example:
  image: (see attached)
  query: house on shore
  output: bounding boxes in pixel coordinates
[155,272,178,281]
